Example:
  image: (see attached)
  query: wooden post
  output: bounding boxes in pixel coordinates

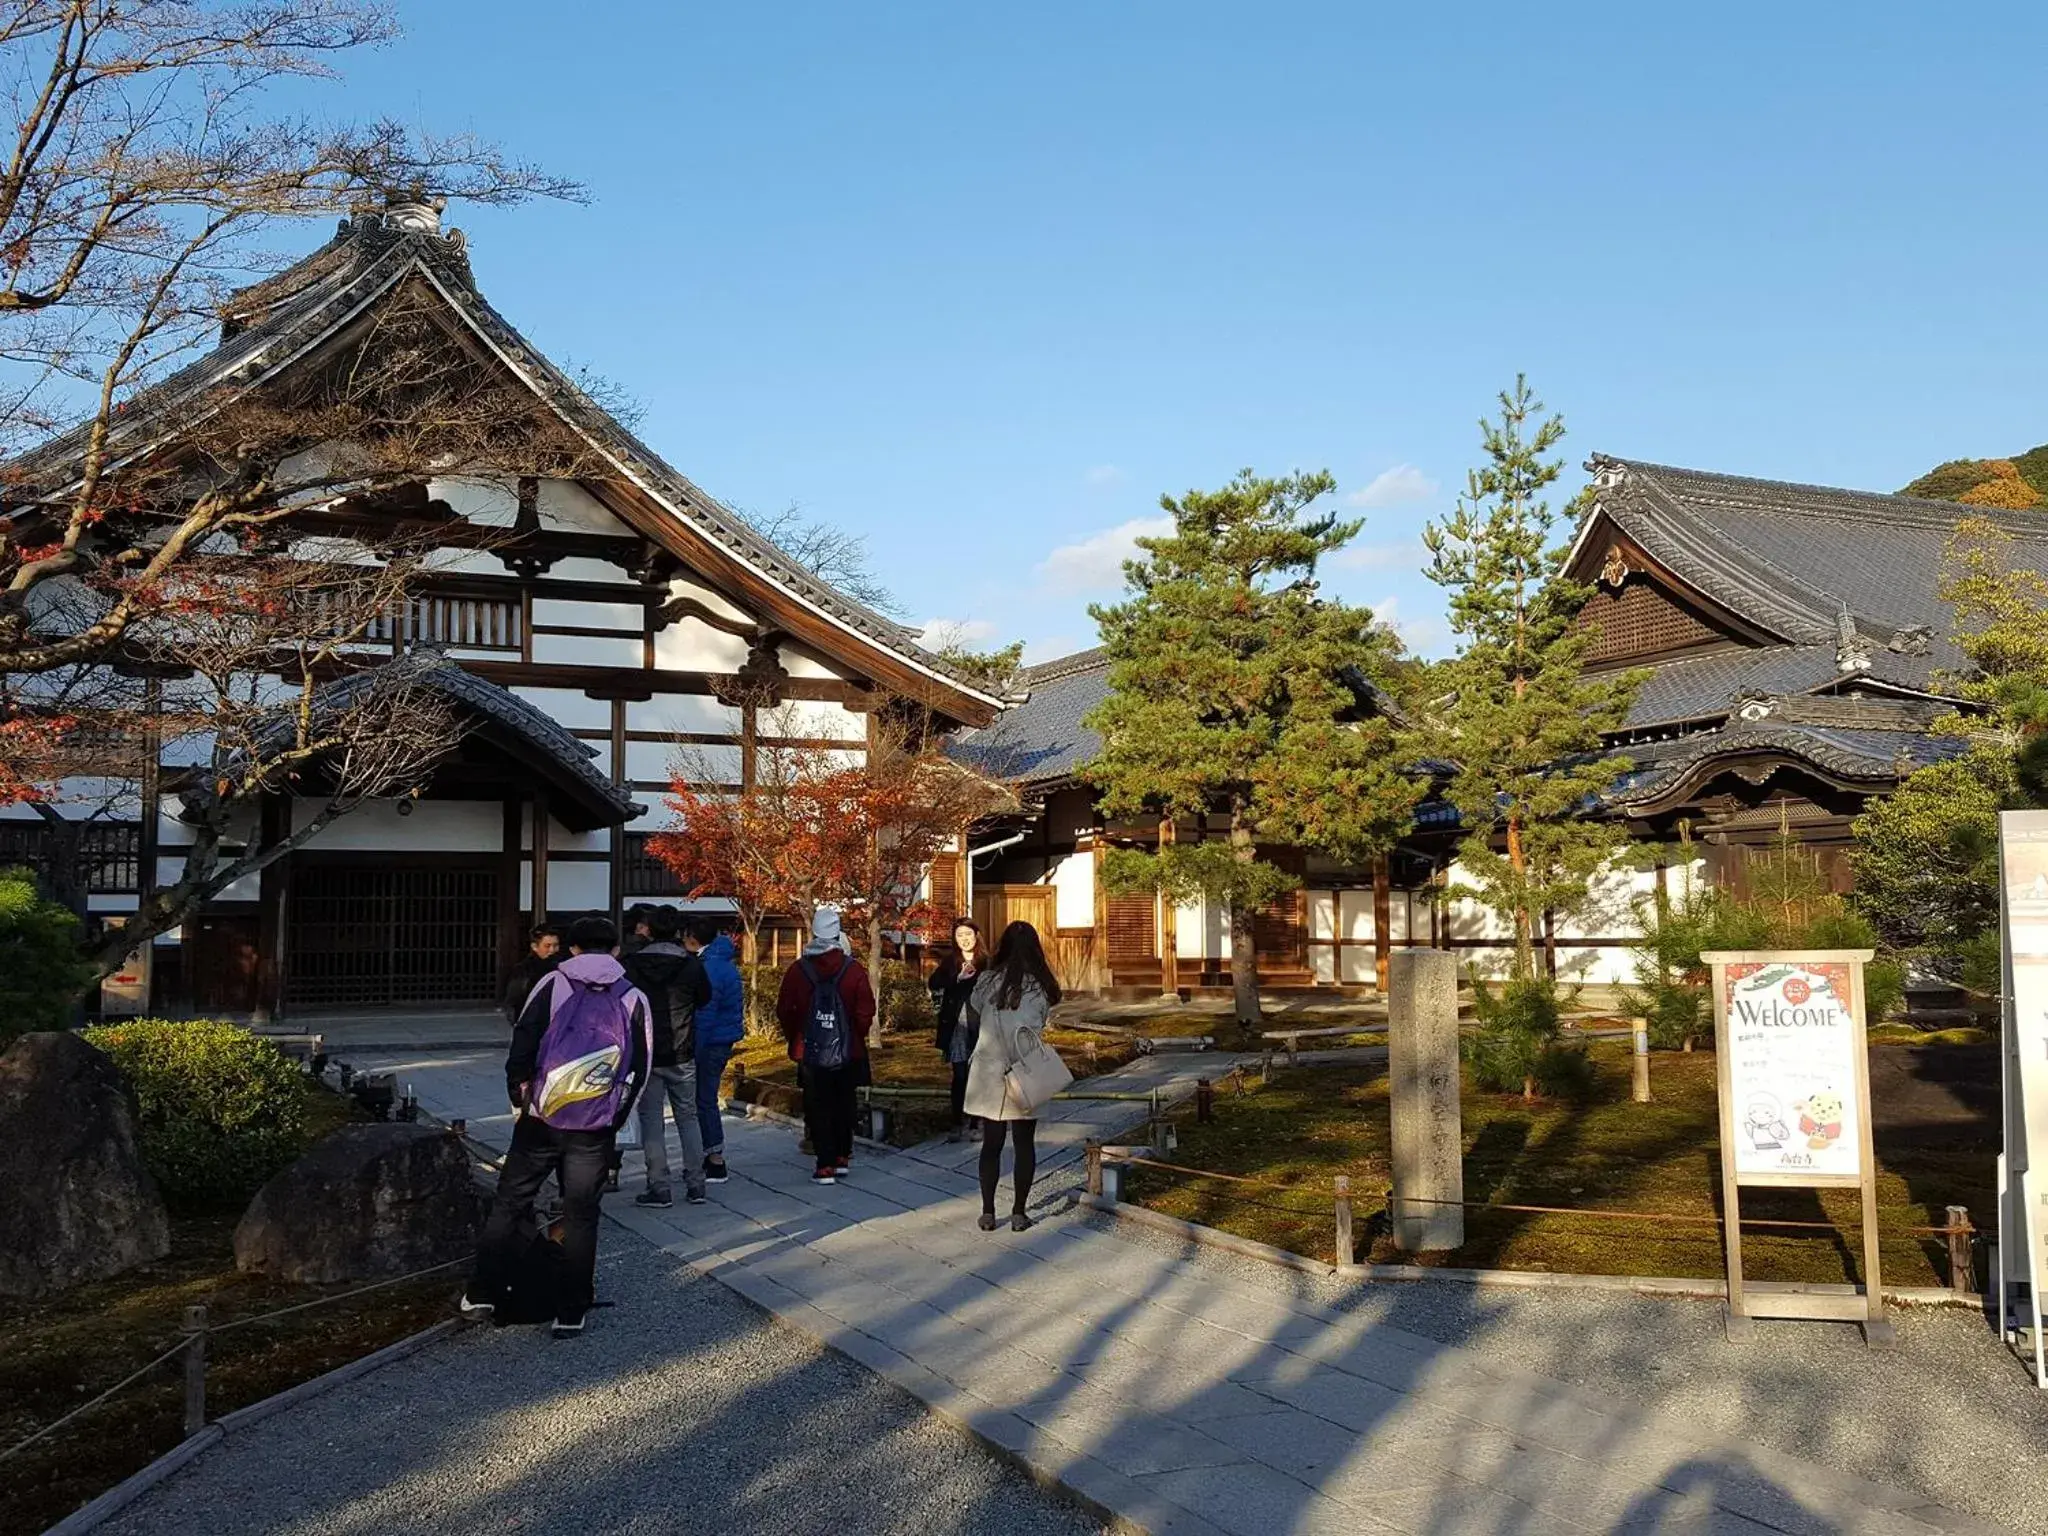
[181,1304,208,1439]
[1334,1175,1356,1269]
[1159,816,1180,998]
[530,796,550,924]
[253,794,289,1023]
[1085,1139,1103,1198]
[608,698,627,921]
[1948,1205,1975,1296]
[1631,1017,1652,1104]
[1196,1078,1213,1124]
[1372,853,1393,994]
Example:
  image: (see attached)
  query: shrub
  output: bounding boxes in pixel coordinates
[0,866,94,1043]
[81,1018,307,1208]
[877,960,934,1037]
[1463,973,1569,1099]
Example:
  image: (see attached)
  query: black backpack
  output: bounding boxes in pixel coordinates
[799,957,850,1070]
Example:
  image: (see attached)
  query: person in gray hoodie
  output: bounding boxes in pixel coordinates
[624,907,712,1207]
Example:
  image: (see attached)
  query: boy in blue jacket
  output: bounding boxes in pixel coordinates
[688,916,746,1183]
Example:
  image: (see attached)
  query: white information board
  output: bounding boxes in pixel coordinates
[1722,959,1865,1184]
[1997,810,2048,1388]
[1703,948,1889,1344]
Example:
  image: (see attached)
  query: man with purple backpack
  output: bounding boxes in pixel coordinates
[463,915,653,1337]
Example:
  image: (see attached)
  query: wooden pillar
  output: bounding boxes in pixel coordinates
[608,698,627,921]
[1090,824,1110,994]
[740,701,758,791]
[498,799,523,984]
[137,679,162,1010]
[1373,852,1393,995]
[1158,816,1179,997]
[530,795,551,924]
[1542,907,1558,979]
[253,794,289,1023]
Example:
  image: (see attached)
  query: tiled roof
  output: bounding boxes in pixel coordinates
[1619,643,1948,730]
[1608,715,1970,810]
[1584,455,2048,668]
[189,647,642,829]
[951,650,1110,785]
[7,213,1002,713]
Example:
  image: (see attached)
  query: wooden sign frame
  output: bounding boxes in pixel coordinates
[1702,948,1893,1347]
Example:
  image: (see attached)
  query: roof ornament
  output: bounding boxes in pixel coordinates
[1835,606,1872,674]
[1584,454,1629,492]
[1599,546,1631,589]
[1735,691,1778,722]
[1887,624,1933,656]
[383,188,445,236]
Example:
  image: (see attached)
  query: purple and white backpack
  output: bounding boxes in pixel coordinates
[529,958,649,1132]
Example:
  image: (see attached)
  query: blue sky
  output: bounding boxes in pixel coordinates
[314,2,2046,662]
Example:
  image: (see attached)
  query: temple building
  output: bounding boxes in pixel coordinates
[951,456,2027,995]
[2,200,1000,1017]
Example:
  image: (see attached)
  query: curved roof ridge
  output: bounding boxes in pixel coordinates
[1609,454,2048,531]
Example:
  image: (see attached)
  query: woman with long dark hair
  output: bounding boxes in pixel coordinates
[928,917,984,1141]
[961,920,1065,1231]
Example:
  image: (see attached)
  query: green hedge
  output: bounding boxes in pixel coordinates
[0,866,93,1044]
[81,1019,308,1208]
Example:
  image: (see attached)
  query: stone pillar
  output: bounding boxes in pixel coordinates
[1387,948,1464,1252]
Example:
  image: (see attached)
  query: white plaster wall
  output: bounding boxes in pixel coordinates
[1553,861,1654,942]
[777,642,848,681]
[510,686,613,732]
[1175,899,1205,959]
[654,617,750,672]
[429,475,518,526]
[657,743,743,785]
[532,633,643,669]
[630,695,741,735]
[292,798,502,851]
[532,597,644,631]
[1339,889,1374,941]
[547,556,639,585]
[419,548,503,577]
[1308,890,1337,942]
[666,577,751,625]
[767,700,866,741]
[539,479,633,536]
[1048,848,1094,930]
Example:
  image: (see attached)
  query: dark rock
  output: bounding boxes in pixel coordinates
[234,1123,480,1284]
[0,1031,171,1298]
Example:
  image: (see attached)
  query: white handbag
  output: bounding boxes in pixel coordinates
[1002,1027,1073,1117]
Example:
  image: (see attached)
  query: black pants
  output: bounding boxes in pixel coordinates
[475,1115,612,1314]
[949,1058,970,1128]
[805,1062,859,1167]
[979,1118,1037,1216]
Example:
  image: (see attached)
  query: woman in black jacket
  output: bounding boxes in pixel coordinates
[928,918,984,1141]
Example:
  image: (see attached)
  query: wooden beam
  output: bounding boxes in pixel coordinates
[254,795,289,1024]
[531,796,550,924]
[499,799,522,988]
[1373,852,1393,994]
[1159,817,1179,998]
[608,698,626,921]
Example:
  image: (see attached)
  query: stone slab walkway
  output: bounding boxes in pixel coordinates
[349,1046,2010,1536]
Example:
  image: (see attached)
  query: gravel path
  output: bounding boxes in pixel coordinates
[1074,1175,2048,1534]
[99,1240,1108,1536]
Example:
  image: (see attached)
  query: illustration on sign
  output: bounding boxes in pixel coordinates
[1723,961,1862,1180]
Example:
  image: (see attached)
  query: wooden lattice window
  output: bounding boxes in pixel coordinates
[927,853,962,920]
[0,820,140,892]
[1578,577,1728,665]
[620,833,688,897]
[401,592,522,651]
[1105,892,1156,963]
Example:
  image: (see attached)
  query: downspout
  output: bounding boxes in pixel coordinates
[963,831,1027,914]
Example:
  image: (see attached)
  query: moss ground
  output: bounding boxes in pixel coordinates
[1126,1042,1996,1286]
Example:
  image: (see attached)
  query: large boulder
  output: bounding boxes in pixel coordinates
[0,1031,171,1298]
[234,1122,480,1283]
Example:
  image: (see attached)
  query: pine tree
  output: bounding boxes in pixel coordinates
[1416,378,1642,982]
[1085,469,1420,1024]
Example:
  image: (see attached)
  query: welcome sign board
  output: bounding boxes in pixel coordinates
[1722,959,1864,1184]
[1997,810,2048,1388]
[1702,948,1890,1345]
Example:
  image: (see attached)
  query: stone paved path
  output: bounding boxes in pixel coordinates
[344,1045,2008,1536]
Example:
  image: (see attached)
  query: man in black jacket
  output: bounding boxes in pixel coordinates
[624,907,712,1207]
[501,924,561,1025]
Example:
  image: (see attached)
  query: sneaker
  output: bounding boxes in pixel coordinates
[551,1310,587,1338]
[834,1161,851,1178]
[457,1291,495,1320]
[704,1158,730,1184]
[634,1190,673,1209]
[685,1188,708,1205]
[811,1166,837,1185]
[1010,1212,1034,1233]
[977,1212,998,1232]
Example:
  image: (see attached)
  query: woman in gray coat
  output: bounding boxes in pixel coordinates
[962,921,1064,1231]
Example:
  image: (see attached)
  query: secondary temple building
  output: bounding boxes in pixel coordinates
[1,200,1001,1017]
[952,456,2030,995]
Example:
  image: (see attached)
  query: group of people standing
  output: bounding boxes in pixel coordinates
[464,906,1067,1336]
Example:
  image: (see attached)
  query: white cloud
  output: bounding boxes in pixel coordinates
[1023,635,1081,665]
[921,617,999,648]
[1037,515,1173,594]
[1347,463,1437,509]
[1083,464,1125,488]
[1333,537,1426,572]
[1371,594,1448,656]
